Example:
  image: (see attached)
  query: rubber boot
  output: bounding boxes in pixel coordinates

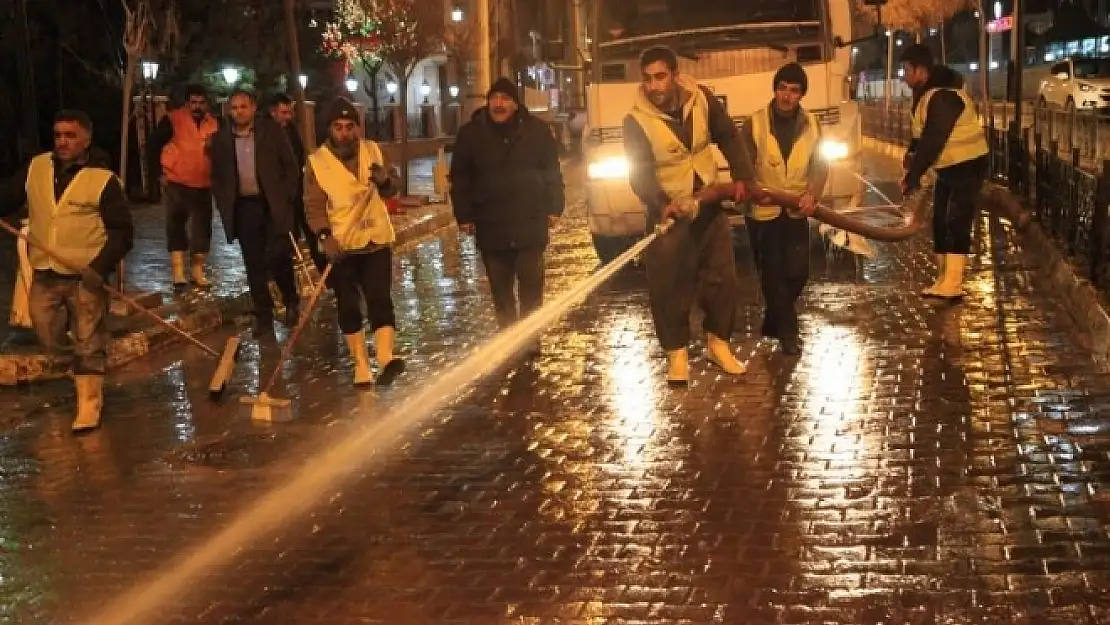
[190,253,211,288]
[921,254,946,296]
[929,253,967,299]
[170,251,188,286]
[666,348,689,385]
[344,331,374,386]
[72,375,104,432]
[706,333,746,375]
[374,326,405,386]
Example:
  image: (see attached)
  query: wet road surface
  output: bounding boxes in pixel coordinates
[2,153,1110,623]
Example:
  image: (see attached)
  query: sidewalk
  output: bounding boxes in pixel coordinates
[0,157,453,385]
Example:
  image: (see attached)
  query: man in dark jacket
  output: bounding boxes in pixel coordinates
[269,93,326,276]
[210,89,300,336]
[449,77,565,352]
[899,44,989,299]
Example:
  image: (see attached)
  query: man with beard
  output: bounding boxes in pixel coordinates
[304,97,405,386]
[899,43,989,299]
[210,89,301,337]
[269,93,325,276]
[450,77,565,357]
[622,45,753,384]
[1,110,134,432]
[148,83,218,288]
[739,62,828,356]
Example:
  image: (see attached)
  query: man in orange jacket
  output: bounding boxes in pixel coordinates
[148,83,219,289]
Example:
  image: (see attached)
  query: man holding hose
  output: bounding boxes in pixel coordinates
[1,110,134,432]
[622,45,753,384]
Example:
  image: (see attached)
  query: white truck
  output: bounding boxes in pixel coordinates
[583,0,864,262]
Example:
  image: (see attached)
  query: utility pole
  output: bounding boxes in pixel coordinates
[1007,0,1024,191]
[477,0,491,93]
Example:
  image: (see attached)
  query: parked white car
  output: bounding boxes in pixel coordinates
[1038,57,1110,112]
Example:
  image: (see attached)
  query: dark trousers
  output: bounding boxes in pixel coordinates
[233,196,297,319]
[29,271,109,375]
[480,246,545,329]
[333,247,396,334]
[747,211,810,342]
[645,207,738,351]
[165,181,214,254]
[932,166,986,254]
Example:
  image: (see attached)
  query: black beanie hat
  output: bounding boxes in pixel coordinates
[773,62,808,95]
[487,77,520,104]
[326,96,359,126]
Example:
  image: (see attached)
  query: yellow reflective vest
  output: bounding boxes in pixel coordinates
[911,87,988,170]
[750,105,820,221]
[626,74,720,202]
[25,153,114,273]
[307,140,395,250]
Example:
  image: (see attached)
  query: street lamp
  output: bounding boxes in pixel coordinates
[386,80,398,103]
[346,77,359,92]
[451,7,463,22]
[420,79,431,104]
[448,84,459,98]
[298,74,308,88]
[141,60,159,81]
[221,66,240,84]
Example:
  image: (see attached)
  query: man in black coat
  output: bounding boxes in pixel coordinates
[449,77,565,352]
[210,89,300,337]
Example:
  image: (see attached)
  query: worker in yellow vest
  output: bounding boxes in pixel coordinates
[899,44,989,299]
[303,98,405,387]
[740,62,829,356]
[0,110,134,432]
[623,45,755,384]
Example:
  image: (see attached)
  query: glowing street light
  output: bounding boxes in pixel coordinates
[420,79,431,104]
[298,74,307,88]
[448,84,459,98]
[221,66,240,84]
[346,77,359,92]
[386,80,398,103]
[141,61,159,81]
[451,7,463,22]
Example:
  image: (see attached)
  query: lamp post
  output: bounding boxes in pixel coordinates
[221,66,240,85]
[420,79,431,104]
[386,80,398,103]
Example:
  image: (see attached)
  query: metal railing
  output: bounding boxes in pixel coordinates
[860,99,1110,289]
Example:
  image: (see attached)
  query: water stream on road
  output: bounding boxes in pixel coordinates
[84,227,668,625]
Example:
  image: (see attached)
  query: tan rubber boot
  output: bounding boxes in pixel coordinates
[344,331,374,386]
[170,251,188,286]
[190,253,212,288]
[666,348,689,385]
[921,253,946,296]
[706,333,746,375]
[373,326,405,386]
[72,375,104,432]
[930,253,967,299]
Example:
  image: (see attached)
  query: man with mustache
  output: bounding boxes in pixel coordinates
[450,77,565,357]
[622,45,754,384]
[1,110,134,432]
[304,97,405,386]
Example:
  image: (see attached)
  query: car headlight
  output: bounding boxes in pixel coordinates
[588,157,629,179]
[1080,82,1095,92]
[819,139,850,161]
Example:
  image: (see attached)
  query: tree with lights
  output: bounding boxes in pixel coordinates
[323,0,446,193]
[321,0,387,137]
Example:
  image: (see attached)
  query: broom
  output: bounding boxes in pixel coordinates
[240,263,333,422]
[0,219,241,398]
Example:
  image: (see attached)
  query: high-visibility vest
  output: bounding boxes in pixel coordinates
[750,105,819,221]
[911,87,988,169]
[307,140,395,250]
[160,108,218,189]
[25,153,114,273]
[626,74,719,201]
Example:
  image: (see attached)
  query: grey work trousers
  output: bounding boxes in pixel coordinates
[29,270,109,375]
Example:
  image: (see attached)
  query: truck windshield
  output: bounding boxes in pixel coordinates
[1074,58,1110,78]
[602,0,822,42]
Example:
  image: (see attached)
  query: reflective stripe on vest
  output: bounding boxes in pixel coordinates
[25,153,113,274]
[307,140,395,250]
[750,106,820,221]
[911,87,988,170]
[626,74,719,202]
[160,108,217,189]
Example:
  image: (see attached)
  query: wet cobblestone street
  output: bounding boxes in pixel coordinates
[2,153,1110,623]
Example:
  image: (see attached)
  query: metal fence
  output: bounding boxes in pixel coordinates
[860,99,1110,288]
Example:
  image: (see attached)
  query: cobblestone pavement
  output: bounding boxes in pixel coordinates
[2,153,1110,624]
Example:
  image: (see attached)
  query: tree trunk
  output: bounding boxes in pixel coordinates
[284,0,312,149]
[370,68,381,140]
[118,53,138,290]
[399,73,410,195]
[940,20,947,65]
[978,0,989,104]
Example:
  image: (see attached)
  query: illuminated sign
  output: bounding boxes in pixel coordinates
[986,15,1013,33]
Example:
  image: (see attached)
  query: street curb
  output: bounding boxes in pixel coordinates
[0,204,455,386]
[864,135,1110,361]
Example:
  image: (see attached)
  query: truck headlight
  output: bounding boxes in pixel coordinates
[588,157,629,179]
[819,139,850,161]
[1080,82,1095,92]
